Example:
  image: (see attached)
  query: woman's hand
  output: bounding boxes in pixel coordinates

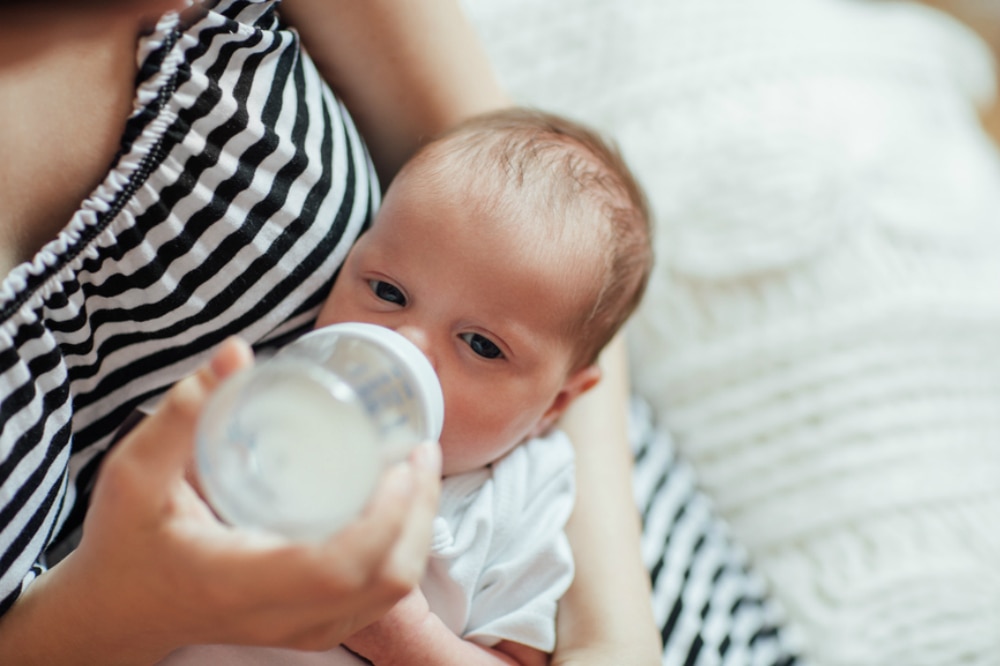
[0,338,442,665]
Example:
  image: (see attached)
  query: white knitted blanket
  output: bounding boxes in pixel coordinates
[463,1,1000,664]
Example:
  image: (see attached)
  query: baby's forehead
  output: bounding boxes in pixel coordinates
[498,207,609,330]
[429,127,600,190]
[457,142,604,245]
[423,135,610,225]
[401,131,613,289]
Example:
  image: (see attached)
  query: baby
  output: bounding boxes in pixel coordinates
[163,107,652,665]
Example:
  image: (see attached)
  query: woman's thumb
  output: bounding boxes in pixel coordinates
[118,337,254,485]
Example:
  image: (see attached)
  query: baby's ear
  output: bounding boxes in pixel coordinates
[530,364,602,439]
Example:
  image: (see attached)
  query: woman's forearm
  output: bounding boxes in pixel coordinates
[555,335,662,665]
[0,557,166,666]
[279,0,510,183]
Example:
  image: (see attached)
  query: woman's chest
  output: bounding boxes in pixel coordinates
[0,16,137,280]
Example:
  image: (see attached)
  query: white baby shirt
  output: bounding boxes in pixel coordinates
[423,429,576,652]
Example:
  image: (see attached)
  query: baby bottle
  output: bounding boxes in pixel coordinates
[195,322,444,541]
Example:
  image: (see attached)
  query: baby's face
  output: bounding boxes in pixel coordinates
[317,168,601,476]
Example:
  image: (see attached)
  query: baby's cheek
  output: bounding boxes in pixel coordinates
[316,282,356,329]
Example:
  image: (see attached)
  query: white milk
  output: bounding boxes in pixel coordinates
[238,377,380,538]
[198,365,382,540]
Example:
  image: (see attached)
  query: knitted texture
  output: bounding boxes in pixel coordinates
[464,1,1000,664]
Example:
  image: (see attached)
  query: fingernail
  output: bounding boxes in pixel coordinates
[412,441,442,475]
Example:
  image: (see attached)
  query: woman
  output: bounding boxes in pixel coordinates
[0,0,659,663]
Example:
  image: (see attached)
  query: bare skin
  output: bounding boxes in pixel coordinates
[279,0,508,184]
[0,5,144,276]
[556,336,662,665]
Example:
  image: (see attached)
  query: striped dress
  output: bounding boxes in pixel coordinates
[0,0,376,614]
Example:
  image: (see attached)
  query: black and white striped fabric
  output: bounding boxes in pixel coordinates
[0,0,376,614]
[630,397,804,665]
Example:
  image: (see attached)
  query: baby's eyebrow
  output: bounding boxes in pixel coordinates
[489,320,540,362]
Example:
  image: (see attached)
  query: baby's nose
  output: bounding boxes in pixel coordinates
[394,324,435,368]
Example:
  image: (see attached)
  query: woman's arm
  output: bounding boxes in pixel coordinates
[556,335,662,665]
[279,0,510,183]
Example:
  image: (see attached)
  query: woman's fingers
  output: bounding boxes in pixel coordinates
[161,439,442,650]
[275,441,442,609]
[208,336,255,378]
[379,441,442,587]
[272,441,443,646]
[346,440,441,585]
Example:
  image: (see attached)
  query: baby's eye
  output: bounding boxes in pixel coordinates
[461,333,504,360]
[369,280,406,306]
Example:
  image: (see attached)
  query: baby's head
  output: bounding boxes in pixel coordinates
[319,108,651,475]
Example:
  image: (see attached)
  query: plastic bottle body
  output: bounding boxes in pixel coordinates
[196,323,443,541]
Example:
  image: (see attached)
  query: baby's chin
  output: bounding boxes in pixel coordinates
[437,433,523,478]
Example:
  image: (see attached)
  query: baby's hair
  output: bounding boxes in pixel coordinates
[405,107,653,369]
